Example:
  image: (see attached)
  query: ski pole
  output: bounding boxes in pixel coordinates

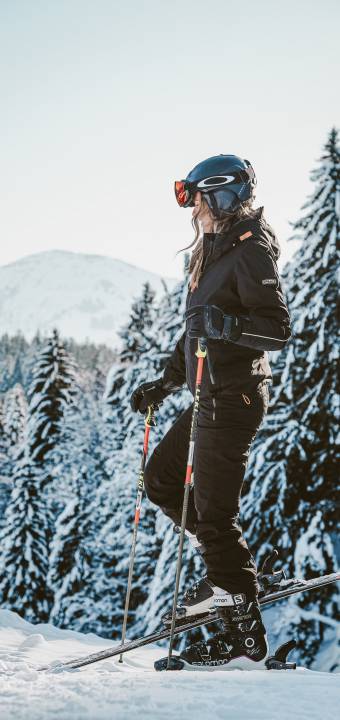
[119,403,156,663]
[166,337,207,669]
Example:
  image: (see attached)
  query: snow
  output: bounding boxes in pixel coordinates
[0,250,176,347]
[0,610,338,720]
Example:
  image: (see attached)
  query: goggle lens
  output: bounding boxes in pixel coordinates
[174,180,192,207]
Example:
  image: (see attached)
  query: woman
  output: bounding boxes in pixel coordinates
[130,154,291,669]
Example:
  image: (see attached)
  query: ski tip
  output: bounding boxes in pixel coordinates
[45,664,77,674]
[154,656,185,672]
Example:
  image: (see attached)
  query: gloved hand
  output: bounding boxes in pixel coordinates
[130,378,171,414]
[184,304,241,341]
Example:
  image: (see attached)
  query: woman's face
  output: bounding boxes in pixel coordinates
[192,190,214,232]
[192,191,202,218]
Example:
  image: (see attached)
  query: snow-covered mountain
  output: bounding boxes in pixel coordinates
[0,251,177,347]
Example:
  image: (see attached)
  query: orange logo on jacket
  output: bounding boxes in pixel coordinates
[239,231,253,242]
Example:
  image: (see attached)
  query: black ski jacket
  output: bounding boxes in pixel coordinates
[162,207,291,397]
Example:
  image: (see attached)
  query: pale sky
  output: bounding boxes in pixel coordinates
[1,0,339,278]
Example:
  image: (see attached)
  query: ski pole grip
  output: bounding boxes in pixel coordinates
[145,405,156,427]
[196,337,207,357]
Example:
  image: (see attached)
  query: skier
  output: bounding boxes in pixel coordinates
[130,154,292,669]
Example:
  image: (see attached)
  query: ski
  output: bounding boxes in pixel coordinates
[39,570,339,672]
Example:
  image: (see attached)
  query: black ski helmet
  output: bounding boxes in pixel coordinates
[174,154,257,218]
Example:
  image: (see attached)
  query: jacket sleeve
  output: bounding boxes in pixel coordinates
[162,331,187,390]
[229,240,292,352]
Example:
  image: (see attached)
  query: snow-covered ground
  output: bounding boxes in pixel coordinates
[0,610,338,720]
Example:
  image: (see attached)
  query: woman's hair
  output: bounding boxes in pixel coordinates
[176,197,258,292]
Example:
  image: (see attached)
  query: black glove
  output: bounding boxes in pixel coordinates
[130,378,174,414]
[184,304,241,341]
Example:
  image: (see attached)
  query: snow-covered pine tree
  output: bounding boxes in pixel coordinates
[0,399,10,528]
[28,329,77,473]
[0,449,51,622]
[48,466,93,628]
[104,282,159,452]
[0,398,5,463]
[0,384,28,529]
[48,387,109,628]
[64,391,164,638]
[119,281,157,365]
[75,445,146,638]
[242,127,340,669]
[3,383,27,445]
[9,356,24,387]
[150,253,191,426]
[0,331,78,620]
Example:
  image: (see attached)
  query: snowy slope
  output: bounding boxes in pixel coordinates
[0,610,338,720]
[0,251,176,347]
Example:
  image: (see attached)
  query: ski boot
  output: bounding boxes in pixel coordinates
[161,574,228,625]
[176,591,269,670]
[162,545,282,627]
[162,535,286,626]
[155,637,297,672]
[163,526,254,626]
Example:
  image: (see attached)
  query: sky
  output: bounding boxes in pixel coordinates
[1,0,339,278]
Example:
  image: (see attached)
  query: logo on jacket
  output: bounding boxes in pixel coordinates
[262,278,276,285]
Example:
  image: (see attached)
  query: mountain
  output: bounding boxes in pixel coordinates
[0,251,177,347]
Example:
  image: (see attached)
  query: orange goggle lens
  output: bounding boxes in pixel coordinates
[174,180,192,207]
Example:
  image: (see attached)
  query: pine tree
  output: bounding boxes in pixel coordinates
[0,331,78,621]
[0,450,51,622]
[48,390,110,630]
[84,469,136,637]
[58,418,158,638]
[10,356,24,387]
[90,429,164,639]
[3,384,27,457]
[104,282,158,452]
[242,127,340,669]
[0,385,27,529]
[0,399,10,528]
[48,467,92,628]
[28,329,77,471]
[118,282,157,365]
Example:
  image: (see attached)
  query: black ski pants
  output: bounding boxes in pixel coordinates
[144,381,270,598]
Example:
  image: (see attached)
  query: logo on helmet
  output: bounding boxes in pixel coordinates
[197,175,235,188]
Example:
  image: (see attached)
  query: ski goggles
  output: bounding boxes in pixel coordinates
[174,180,195,208]
[174,168,256,208]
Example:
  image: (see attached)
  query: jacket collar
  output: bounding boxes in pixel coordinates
[202,207,265,271]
